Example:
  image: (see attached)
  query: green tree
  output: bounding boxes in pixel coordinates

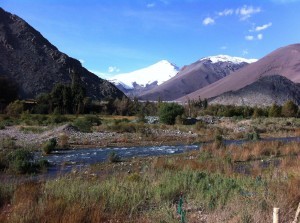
[281,100,298,117]
[71,69,86,114]
[159,103,184,125]
[5,100,24,116]
[268,103,282,117]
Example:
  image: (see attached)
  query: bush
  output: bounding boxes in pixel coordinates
[49,114,69,124]
[214,134,224,148]
[73,118,93,132]
[42,138,57,155]
[247,132,260,141]
[159,103,184,125]
[108,151,121,163]
[8,149,34,174]
[281,100,298,117]
[5,100,24,117]
[6,149,49,174]
[84,115,102,126]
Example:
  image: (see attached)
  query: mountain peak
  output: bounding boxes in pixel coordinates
[110,60,179,89]
[201,55,257,64]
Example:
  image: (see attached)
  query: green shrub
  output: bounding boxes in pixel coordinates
[6,149,49,174]
[84,115,102,126]
[5,100,24,117]
[247,132,260,141]
[49,114,69,124]
[0,137,17,150]
[214,134,224,148]
[159,103,184,125]
[42,138,57,155]
[281,100,298,117]
[8,149,34,174]
[108,151,121,163]
[73,118,93,132]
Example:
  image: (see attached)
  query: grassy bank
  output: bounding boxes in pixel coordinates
[0,140,299,222]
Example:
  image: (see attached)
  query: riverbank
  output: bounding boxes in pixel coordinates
[1,139,299,222]
[0,124,199,149]
[1,116,300,150]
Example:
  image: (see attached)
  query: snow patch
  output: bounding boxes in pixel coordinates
[109,60,179,89]
[201,55,257,64]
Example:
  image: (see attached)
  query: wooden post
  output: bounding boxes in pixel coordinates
[293,202,300,223]
[273,207,279,223]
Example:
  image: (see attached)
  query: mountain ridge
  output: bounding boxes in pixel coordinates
[139,55,255,101]
[0,7,124,100]
[177,43,300,102]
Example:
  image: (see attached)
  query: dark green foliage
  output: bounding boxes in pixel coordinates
[108,151,121,163]
[33,70,87,115]
[49,114,69,124]
[201,104,255,118]
[0,76,18,112]
[247,131,260,141]
[42,138,57,155]
[281,100,298,117]
[84,115,102,126]
[268,103,282,117]
[159,103,184,125]
[73,115,101,132]
[214,134,224,148]
[5,100,24,116]
[7,149,35,174]
[73,118,92,133]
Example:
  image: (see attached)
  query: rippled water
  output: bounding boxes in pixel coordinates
[40,144,199,174]
[38,136,300,174]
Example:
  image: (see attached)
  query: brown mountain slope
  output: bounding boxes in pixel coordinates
[0,7,124,100]
[210,75,300,106]
[139,57,249,101]
[177,44,300,102]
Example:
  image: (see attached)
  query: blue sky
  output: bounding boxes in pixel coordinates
[1,0,300,78]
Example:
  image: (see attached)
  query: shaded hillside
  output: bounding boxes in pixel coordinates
[178,43,300,102]
[139,56,252,101]
[210,75,300,106]
[0,7,124,100]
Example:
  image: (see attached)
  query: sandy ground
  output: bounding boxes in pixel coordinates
[0,124,199,149]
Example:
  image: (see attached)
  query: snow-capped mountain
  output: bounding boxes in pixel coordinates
[200,55,257,64]
[109,60,179,96]
[139,55,257,101]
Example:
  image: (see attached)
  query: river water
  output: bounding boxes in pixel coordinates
[39,136,300,174]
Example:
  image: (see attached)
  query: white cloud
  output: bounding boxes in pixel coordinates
[257,33,263,40]
[236,5,261,20]
[146,3,156,8]
[79,59,85,64]
[218,9,234,16]
[89,70,111,79]
[243,49,249,55]
[108,66,120,73]
[220,46,228,50]
[255,22,272,31]
[202,17,215,25]
[245,35,254,41]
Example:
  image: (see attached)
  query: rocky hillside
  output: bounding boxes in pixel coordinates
[139,55,254,101]
[178,44,300,102]
[0,7,124,100]
[210,75,300,106]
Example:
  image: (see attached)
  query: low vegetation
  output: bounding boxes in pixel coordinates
[0,140,299,222]
[1,86,300,222]
[0,141,49,174]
